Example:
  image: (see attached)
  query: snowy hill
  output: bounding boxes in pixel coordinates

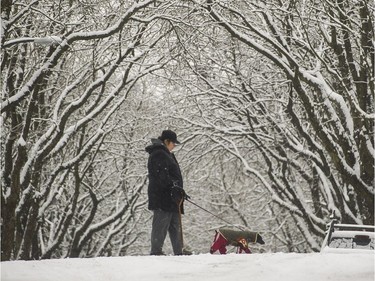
[1,253,374,281]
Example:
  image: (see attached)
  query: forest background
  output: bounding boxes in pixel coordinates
[1,0,374,260]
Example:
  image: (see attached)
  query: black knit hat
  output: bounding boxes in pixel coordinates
[159,130,180,144]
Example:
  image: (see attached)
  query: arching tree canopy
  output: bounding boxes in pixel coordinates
[1,0,373,260]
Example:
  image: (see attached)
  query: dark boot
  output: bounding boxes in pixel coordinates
[150,251,166,256]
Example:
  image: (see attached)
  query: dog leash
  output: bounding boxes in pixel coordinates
[178,198,185,251]
[185,198,245,231]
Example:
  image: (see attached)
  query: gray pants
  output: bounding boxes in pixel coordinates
[151,209,182,255]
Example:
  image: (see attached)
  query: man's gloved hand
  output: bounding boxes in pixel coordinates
[183,190,191,200]
[171,186,190,201]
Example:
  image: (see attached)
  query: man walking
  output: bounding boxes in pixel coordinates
[145,130,191,255]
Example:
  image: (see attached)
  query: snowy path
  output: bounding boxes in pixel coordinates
[1,253,374,281]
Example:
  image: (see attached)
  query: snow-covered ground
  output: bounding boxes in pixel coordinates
[1,252,374,281]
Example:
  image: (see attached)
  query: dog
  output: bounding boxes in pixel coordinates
[210,227,265,254]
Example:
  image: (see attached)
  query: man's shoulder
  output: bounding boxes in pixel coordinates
[150,146,169,158]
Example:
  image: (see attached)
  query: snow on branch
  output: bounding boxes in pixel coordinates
[2,36,63,48]
[1,0,154,114]
[1,0,39,33]
[204,2,295,75]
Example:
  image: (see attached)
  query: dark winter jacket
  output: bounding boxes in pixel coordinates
[218,228,264,246]
[145,139,184,213]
